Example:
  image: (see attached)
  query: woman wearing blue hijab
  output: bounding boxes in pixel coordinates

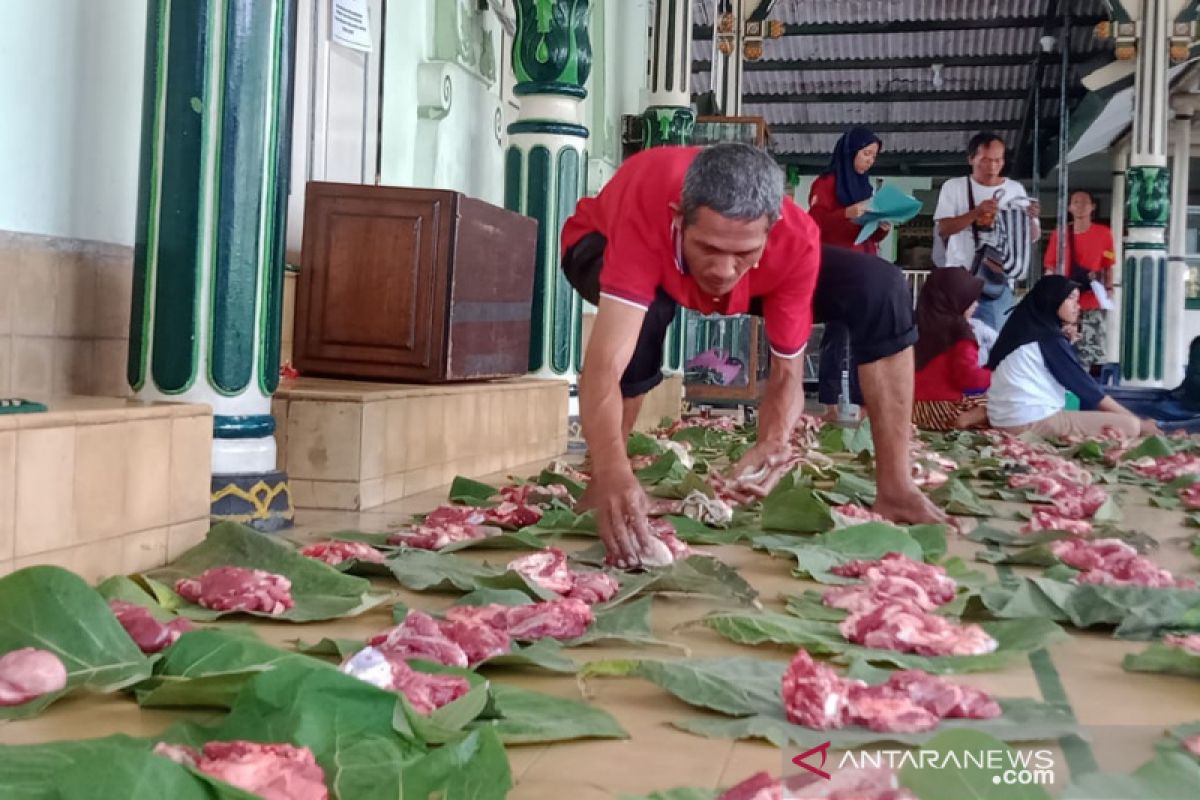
[808,126,888,254]
[808,127,889,418]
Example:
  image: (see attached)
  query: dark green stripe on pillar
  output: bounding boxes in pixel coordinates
[260,0,296,396]
[1121,254,1136,380]
[129,0,166,390]
[504,148,523,213]
[552,147,580,374]
[152,0,211,393]
[1153,255,1166,381]
[1137,255,1153,382]
[526,146,551,372]
[210,0,272,395]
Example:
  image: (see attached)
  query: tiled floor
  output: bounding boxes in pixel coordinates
[2,458,1199,797]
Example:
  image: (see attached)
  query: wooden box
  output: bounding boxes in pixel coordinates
[295,182,538,382]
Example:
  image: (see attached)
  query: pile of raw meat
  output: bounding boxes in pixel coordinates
[1164,633,1200,655]
[782,650,1000,733]
[154,740,327,800]
[339,647,471,714]
[109,600,194,653]
[299,540,385,566]
[388,484,572,550]
[1049,539,1196,589]
[832,504,886,525]
[507,549,620,603]
[1180,483,1200,510]
[175,567,295,615]
[0,648,68,707]
[719,767,914,800]
[995,436,1110,535]
[822,553,996,657]
[910,445,957,489]
[1125,452,1200,481]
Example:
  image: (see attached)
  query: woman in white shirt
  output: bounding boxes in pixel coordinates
[986,275,1157,440]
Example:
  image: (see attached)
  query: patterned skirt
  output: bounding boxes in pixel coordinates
[912,396,988,431]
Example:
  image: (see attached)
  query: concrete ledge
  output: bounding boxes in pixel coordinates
[0,395,213,582]
[273,377,569,511]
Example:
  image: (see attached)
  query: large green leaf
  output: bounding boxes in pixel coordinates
[899,729,1054,800]
[149,522,392,622]
[383,549,559,599]
[697,610,1064,673]
[478,684,628,744]
[981,577,1200,639]
[831,471,878,505]
[752,524,946,584]
[582,657,1072,749]
[1122,435,1177,461]
[1123,642,1200,678]
[525,508,599,537]
[398,727,513,800]
[607,555,760,607]
[537,468,586,499]
[628,431,665,456]
[0,566,156,720]
[0,735,261,800]
[761,474,835,533]
[636,451,690,485]
[568,595,680,650]
[930,478,996,517]
[663,515,752,545]
[1160,722,1200,760]
[448,476,499,505]
[297,632,579,674]
[1061,752,1200,800]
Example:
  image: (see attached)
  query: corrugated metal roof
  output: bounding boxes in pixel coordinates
[692,0,1109,26]
[689,0,1114,173]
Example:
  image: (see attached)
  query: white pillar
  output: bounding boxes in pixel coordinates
[1166,101,1194,385]
[1107,140,1129,363]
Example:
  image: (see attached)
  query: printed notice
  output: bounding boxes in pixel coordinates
[331,0,372,52]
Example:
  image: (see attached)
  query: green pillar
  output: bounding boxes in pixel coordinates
[504,0,591,381]
[1120,0,1171,385]
[130,0,297,530]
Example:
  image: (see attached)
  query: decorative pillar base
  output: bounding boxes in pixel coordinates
[211,470,295,532]
[642,106,695,147]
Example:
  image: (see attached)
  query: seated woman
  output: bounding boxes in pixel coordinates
[986,275,1157,440]
[912,268,992,430]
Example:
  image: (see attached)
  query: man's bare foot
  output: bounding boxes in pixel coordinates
[872,485,955,528]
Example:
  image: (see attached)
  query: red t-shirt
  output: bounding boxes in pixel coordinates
[1043,223,1116,311]
[561,146,821,358]
[806,173,886,255]
[913,339,991,402]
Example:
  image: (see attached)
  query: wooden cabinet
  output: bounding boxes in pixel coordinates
[294,182,538,382]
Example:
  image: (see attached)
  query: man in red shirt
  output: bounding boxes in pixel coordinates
[1043,190,1116,368]
[561,144,948,568]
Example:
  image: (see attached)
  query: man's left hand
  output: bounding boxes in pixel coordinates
[729,439,795,499]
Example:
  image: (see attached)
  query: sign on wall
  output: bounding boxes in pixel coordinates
[331,0,372,52]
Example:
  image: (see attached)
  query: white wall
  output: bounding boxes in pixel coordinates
[0,0,145,245]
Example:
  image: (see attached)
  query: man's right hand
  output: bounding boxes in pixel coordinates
[588,466,656,569]
[973,198,999,219]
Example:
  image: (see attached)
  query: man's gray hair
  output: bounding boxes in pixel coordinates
[680,143,785,226]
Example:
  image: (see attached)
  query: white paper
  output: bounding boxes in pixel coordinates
[331,0,372,52]
[1090,280,1113,310]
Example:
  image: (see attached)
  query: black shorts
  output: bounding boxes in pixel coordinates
[562,235,916,398]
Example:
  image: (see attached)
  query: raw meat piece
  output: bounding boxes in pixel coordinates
[718,771,780,800]
[0,648,68,707]
[504,598,594,640]
[441,603,511,630]
[484,500,543,528]
[1130,453,1200,481]
[339,647,470,714]
[1183,734,1200,756]
[681,489,734,526]
[646,497,685,516]
[910,463,949,489]
[880,670,1001,719]
[844,684,940,733]
[1076,560,1195,589]
[650,517,692,561]
[1021,508,1094,536]
[175,567,294,616]
[1165,634,1200,655]
[840,603,997,657]
[1181,483,1200,509]
[436,618,511,665]
[565,571,620,604]
[108,600,194,654]
[1048,538,1137,571]
[546,459,591,485]
[494,483,571,507]
[662,415,738,436]
[832,504,887,524]
[299,540,385,566]
[830,553,957,606]
[155,741,327,800]
[507,548,576,594]
[368,611,469,668]
[823,575,939,614]
[781,651,853,729]
[388,505,498,550]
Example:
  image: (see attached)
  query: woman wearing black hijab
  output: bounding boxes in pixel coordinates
[985,275,1155,439]
[809,127,890,419]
